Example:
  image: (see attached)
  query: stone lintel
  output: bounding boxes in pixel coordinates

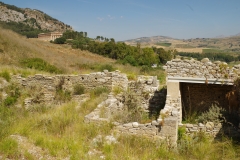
[167,77,233,85]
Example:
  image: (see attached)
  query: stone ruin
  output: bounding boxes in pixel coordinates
[5,58,240,146]
[159,58,240,144]
[38,32,63,41]
[9,70,166,140]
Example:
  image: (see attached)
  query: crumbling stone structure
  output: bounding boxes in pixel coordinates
[38,32,63,41]
[159,58,240,144]
[12,70,128,107]
[10,58,240,145]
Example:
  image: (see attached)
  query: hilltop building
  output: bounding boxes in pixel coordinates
[38,32,63,41]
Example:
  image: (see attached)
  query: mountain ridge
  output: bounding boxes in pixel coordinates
[0,1,73,32]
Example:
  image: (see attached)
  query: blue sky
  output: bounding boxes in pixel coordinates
[2,0,240,41]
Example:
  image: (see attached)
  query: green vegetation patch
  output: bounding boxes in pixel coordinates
[0,21,48,38]
[177,52,238,63]
[0,1,24,14]
[202,48,225,53]
[0,138,20,158]
[155,42,171,47]
[0,70,11,82]
[175,44,195,48]
[20,58,63,74]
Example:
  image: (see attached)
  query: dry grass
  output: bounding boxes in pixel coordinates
[0,27,166,81]
[0,28,114,74]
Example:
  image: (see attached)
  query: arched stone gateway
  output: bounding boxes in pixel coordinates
[159,58,240,145]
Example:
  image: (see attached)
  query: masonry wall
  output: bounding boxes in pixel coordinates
[12,71,128,105]
[164,58,240,80]
[180,83,233,115]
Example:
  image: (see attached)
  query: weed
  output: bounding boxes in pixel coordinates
[99,105,108,118]
[90,86,109,98]
[54,89,71,103]
[0,70,11,82]
[54,77,71,103]
[3,96,17,106]
[127,73,136,81]
[0,138,19,158]
[178,126,186,140]
[3,83,21,106]
[112,86,123,95]
[73,84,85,95]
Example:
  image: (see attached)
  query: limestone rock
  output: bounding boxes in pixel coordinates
[132,122,139,128]
[205,122,214,130]
[201,58,210,63]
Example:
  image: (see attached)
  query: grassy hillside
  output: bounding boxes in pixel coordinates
[0,27,112,69]
[0,27,166,83]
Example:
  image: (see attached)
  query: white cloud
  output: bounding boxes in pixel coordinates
[97,17,104,21]
[107,15,115,20]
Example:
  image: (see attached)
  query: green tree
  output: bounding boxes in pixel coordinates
[54,37,66,44]
[138,47,158,66]
[155,48,172,64]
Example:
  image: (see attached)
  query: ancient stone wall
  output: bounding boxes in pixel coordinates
[181,122,222,136]
[159,58,240,145]
[114,122,160,139]
[164,58,240,81]
[12,70,128,105]
[84,75,167,139]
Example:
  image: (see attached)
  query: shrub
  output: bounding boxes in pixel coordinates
[140,65,151,74]
[55,89,71,103]
[3,96,17,106]
[123,55,138,66]
[196,105,226,124]
[54,37,66,44]
[113,90,145,123]
[20,58,63,74]
[3,83,20,106]
[54,78,71,103]
[73,84,85,95]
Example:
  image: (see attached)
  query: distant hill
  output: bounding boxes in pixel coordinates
[124,35,240,53]
[235,33,240,36]
[124,36,175,45]
[0,1,73,33]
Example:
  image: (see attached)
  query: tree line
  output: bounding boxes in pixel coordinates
[177,52,239,63]
[54,31,174,67]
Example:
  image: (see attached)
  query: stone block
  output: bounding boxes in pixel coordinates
[206,122,214,130]
[186,124,193,128]
[123,123,132,128]
[151,120,159,126]
[132,122,139,128]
